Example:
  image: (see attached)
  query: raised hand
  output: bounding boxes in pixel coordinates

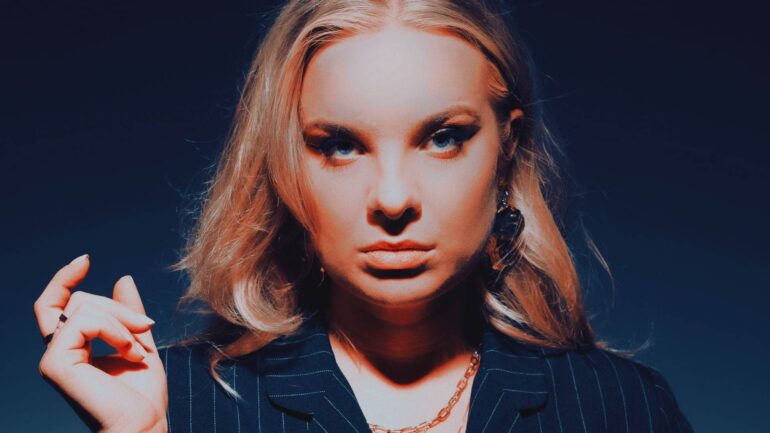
[34,254,168,433]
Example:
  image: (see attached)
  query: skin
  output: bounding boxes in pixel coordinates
[31,22,523,433]
[300,23,522,431]
[33,255,167,432]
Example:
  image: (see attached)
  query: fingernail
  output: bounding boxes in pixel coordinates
[142,315,155,326]
[134,341,148,358]
[70,254,89,265]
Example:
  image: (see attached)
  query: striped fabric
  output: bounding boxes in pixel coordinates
[161,313,692,432]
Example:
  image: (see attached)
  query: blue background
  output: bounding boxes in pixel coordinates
[2,1,767,432]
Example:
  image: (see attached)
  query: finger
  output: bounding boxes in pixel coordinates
[39,308,155,430]
[42,306,148,380]
[62,291,155,334]
[34,254,90,336]
[67,304,147,362]
[113,275,157,352]
[102,313,149,362]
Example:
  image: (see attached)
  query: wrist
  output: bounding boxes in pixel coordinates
[100,415,167,433]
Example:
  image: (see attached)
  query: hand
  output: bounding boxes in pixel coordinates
[34,255,168,433]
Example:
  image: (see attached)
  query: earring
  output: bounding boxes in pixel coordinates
[318,266,326,286]
[489,187,524,271]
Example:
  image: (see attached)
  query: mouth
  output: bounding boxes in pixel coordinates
[361,249,434,270]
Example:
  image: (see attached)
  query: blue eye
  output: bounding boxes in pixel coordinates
[431,131,460,149]
[318,138,359,159]
[426,126,474,154]
[308,124,478,165]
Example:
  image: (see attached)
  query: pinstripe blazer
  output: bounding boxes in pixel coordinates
[160,313,693,433]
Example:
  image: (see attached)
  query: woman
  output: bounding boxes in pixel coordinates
[33,1,693,432]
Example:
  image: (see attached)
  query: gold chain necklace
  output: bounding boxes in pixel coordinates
[368,350,481,433]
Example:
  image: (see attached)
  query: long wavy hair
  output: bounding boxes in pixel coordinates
[169,0,609,397]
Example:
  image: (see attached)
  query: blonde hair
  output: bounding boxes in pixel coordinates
[170,0,608,397]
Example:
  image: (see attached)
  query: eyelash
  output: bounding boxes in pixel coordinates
[312,125,477,163]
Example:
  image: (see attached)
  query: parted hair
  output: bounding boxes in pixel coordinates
[169,0,607,397]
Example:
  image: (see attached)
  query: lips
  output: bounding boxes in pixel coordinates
[362,249,432,269]
[359,240,435,270]
[360,240,434,252]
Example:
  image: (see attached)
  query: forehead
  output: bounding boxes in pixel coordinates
[300,24,492,127]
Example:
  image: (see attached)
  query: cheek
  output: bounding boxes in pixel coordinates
[304,165,366,255]
[423,141,498,259]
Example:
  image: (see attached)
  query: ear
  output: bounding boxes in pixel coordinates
[502,108,525,160]
[497,108,525,182]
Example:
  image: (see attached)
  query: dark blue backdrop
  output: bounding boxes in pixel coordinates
[2,1,768,432]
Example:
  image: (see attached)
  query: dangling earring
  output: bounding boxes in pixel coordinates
[489,187,524,271]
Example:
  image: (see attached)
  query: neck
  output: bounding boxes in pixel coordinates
[324,279,483,384]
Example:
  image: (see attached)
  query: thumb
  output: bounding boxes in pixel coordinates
[113,275,146,314]
[113,275,157,351]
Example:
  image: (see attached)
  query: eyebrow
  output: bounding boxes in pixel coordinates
[301,104,482,144]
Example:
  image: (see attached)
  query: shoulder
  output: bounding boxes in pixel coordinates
[158,340,265,390]
[158,341,222,390]
[158,342,220,406]
[158,341,270,432]
[536,345,694,433]
[158,341,210,370]
[156,318,330,397]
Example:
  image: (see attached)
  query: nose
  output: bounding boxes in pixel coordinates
[367,152,421,227]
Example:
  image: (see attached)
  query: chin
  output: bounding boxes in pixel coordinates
[354,271,450,306]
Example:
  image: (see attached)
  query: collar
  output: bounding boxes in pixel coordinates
[260,311,550,431]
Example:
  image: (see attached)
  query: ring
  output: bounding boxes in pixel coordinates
[43,313,69,346]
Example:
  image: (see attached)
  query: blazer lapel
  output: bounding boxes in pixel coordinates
[262,312,550,433]
[465,323,550,432]
[262,312,370,432]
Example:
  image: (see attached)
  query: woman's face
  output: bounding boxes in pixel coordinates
[300,24,506,308]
